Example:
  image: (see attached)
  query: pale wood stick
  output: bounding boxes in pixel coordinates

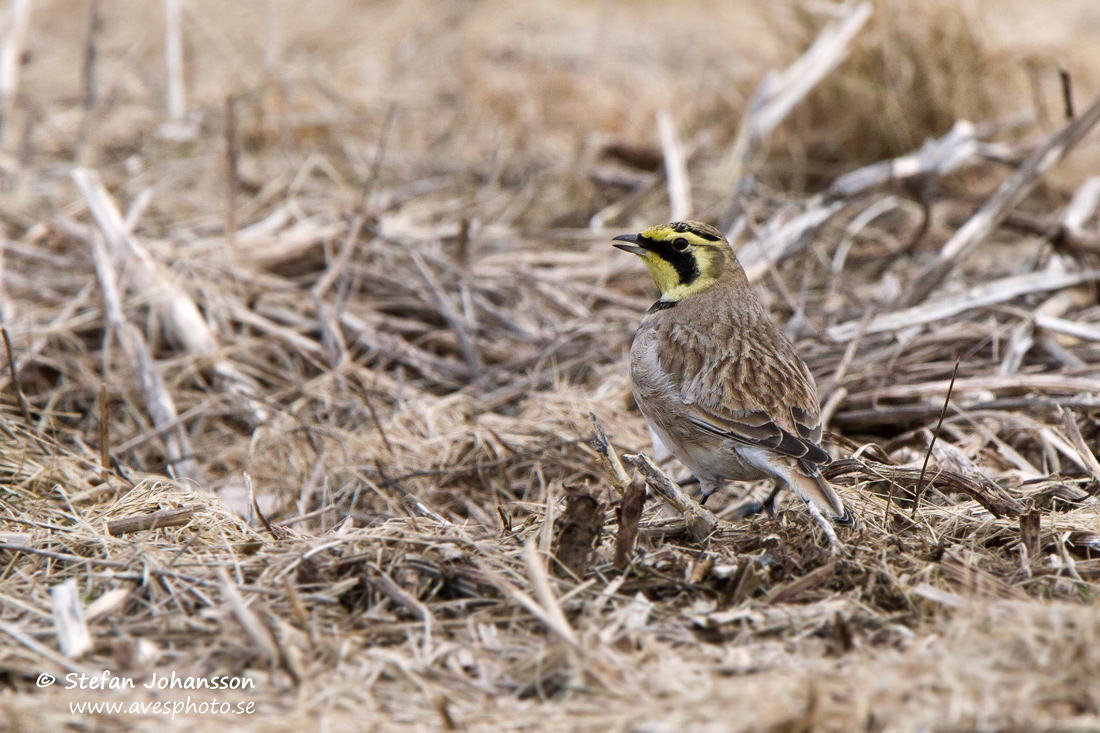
[225,298,324,355]
[1039,426,1088,474]
[719,1,871,227]
[262,0,278,69]
[622,453,718,542]
[588,413,631,497]
[1034,312,1100,343]
[77,0,100,160]
[122,187,153,234]
[998,320,1033,376]
[1059,407,1100,481]
[848,374,1100,402]
[72,168,214,353]
[0,621,96,676]
[741,2,873,148]
[523,540,578,647]
[476,552,579,649]
[900,90,1100,307]
[0,0,31,146]
[739,199,844,284]
[767,561,837,603]
[218,566,279,664]
[0,531,29,546]
[72,167,268,420]
[657,110,691,221]
[106,507,194,536]
[84,588,130,622]
[1055,531,1084,583]
[164,0,185,121]
[831,196,907,277]
[829,120,980,198]
[833,395,1100,429]
[742,115,1011,283]
[1000,291,1080,375]
[50,580,92,658]
[368,571,433,625]
[828,269,1100,341]
[311,219,360,300]
[1061,176,1100,243]
[90,232,198,480]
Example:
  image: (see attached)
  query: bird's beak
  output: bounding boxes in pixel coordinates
[612,233,648,256]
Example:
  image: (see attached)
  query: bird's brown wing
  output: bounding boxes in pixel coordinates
[656,319,827,466]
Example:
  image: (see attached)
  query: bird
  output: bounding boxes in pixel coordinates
[613,220,852,532]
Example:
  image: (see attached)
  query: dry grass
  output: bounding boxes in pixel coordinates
[2,1,1100,730]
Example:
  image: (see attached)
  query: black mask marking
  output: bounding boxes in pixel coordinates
[638,235,699,287]
[647,299,678,314]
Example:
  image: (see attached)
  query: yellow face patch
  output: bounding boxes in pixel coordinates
[638,252,685,295]
[632,226,724,301]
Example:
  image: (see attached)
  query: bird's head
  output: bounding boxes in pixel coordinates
[612,221,742,302]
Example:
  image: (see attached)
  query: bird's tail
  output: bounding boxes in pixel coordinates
[787,462,850,524]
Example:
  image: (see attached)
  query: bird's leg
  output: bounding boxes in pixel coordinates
[698,477,724,506]
[802,499,841,555]
[762,484,782,520]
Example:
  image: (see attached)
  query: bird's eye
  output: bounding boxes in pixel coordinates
[672,237,689,251]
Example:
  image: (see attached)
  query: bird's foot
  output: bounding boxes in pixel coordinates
[803,501,842,555]
[834,508,858,529]
[762,486,781,520]
[697,478,722,507]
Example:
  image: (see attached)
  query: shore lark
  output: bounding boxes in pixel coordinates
[613,221,851,529]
